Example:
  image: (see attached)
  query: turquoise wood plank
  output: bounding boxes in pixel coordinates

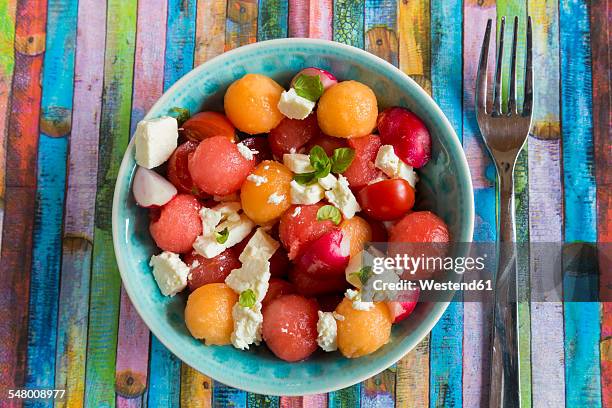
[24,0,78,402]
[257,0,288,40]
[329,1,364,405]
[559,1,601,407]
[212,383,248,407]
[429,1,463,407]
[84,0,137,405]
[147,0,196,406]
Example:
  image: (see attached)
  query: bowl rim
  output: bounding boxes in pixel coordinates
[112,38,474,395]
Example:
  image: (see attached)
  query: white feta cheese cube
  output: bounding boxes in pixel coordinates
[318,173,338,190]
[290,180,324,205]
[134,116,178,169]
[225,257,271,302]
[277,88,315,120]
[193,214,255,258]
[317,311,338,352]
[231,303,263,350]
[246,174,268,186]
[345,288,374,311]
[149,251,189,296]
[267,192,285,205]
[239,228,279,263]
[375,145,419,188]
[283,153,314,174]
[324,175,361,219]
[236,142,258,161]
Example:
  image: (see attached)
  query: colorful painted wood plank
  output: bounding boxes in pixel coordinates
[0,0,17,253]
[526,0,566,406]
[461,2,496,407]
[225,0,258,50]
[258,0,288,40]
[24,0,77,402]
[288,0,333,40]
[396,1,432,406]
[180,364,212,408]
[53,0,107,405]
[288,0,308,38]
[194,0,227,66]
[327,2,364,406]
[212,382,247,407]
[428,1,463,407]
[0,0,47,398]
[148,337,181,407]
[84,0,137,405]
[590,0,612,405]
[559,1,601,407]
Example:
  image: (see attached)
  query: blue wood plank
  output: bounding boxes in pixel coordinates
[146,1,197,405]
[257,0,288,41]
[559,1,601,407]
[212,382,248,407]
[24,0,78,404]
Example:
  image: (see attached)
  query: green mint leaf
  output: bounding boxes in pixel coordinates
[168,107,190,125]
[331,147,355,173]
[309,145,331,178]
[350,266,373,286]
[293,172,317,185]
[292,74,324,102]
[238,289,257,308]
[317,205,342,225]
[215,227,229,244]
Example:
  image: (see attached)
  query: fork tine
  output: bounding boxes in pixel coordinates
[476,19,493,113]
[492,16,505,115]
[523,16,533,116]
[508,16,519,114]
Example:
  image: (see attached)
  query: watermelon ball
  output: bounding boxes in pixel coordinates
[279,204,336,260]
[262,294,319,362]
[149,194,202,253]
[188,135,254,196]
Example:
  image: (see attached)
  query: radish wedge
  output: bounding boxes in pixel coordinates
[295,229,350,279]
[133,166,177,208]
[386,287,419,323]
[291,67,338,91]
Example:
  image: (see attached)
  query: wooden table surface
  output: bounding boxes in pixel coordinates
[0,0,609,406]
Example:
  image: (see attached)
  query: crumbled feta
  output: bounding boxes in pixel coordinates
[238,228,279,263]
[134,116,178,169]
[345,289,374,311]
[317,311,338,352]
[333,312,345,321]
[290,180,324,205]
[231,303,263,350]
[292,206,302,217]
[149,251,189,296]
[277,88,315,120]
[236,142,258,161]
[289,148,296,154]
[213,192,239,202]
[199,207,222,234]
[213,202,242,221]
[225,257,271,302]
[325,175,361,219]
[283,153,314,174]
[318,173,338,190]
[246,174,268,186]
[375,145,419,188]
[267,192,285,205]
[193,214,255,258]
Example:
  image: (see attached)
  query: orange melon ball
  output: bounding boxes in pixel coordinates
[224,74,284,134]
[335,297,392,358]
[184,283,237,345]
[241,160,292,224]
[317,81,378,138]
[340,216,373,257]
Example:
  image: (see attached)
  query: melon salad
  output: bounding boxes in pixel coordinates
[132,67,450,362]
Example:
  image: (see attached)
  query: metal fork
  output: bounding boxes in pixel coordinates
[475,16,533,408]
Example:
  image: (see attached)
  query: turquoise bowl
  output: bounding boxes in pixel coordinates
[113,39,474,395]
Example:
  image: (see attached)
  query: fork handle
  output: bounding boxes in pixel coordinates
[489,166,520,408]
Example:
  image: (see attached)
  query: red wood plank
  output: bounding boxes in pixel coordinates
[0,0,47,398]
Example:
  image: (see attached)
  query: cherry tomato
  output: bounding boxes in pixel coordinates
[269,113,320,158]
[167,141,209,199]
[357,179,415,221]
[239,136,273,165]
[181,111,237,142]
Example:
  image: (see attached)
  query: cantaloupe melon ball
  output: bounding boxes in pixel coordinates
[335,297,392,358]
[317,81,378,138]
[224,74,284,134]
[241,160,292,224]
[184,283,237,345]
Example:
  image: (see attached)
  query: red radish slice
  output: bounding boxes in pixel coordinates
[295,229,350,279]
[386,287,419,323]
[133,166,177,208]
[291,67,338,90]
